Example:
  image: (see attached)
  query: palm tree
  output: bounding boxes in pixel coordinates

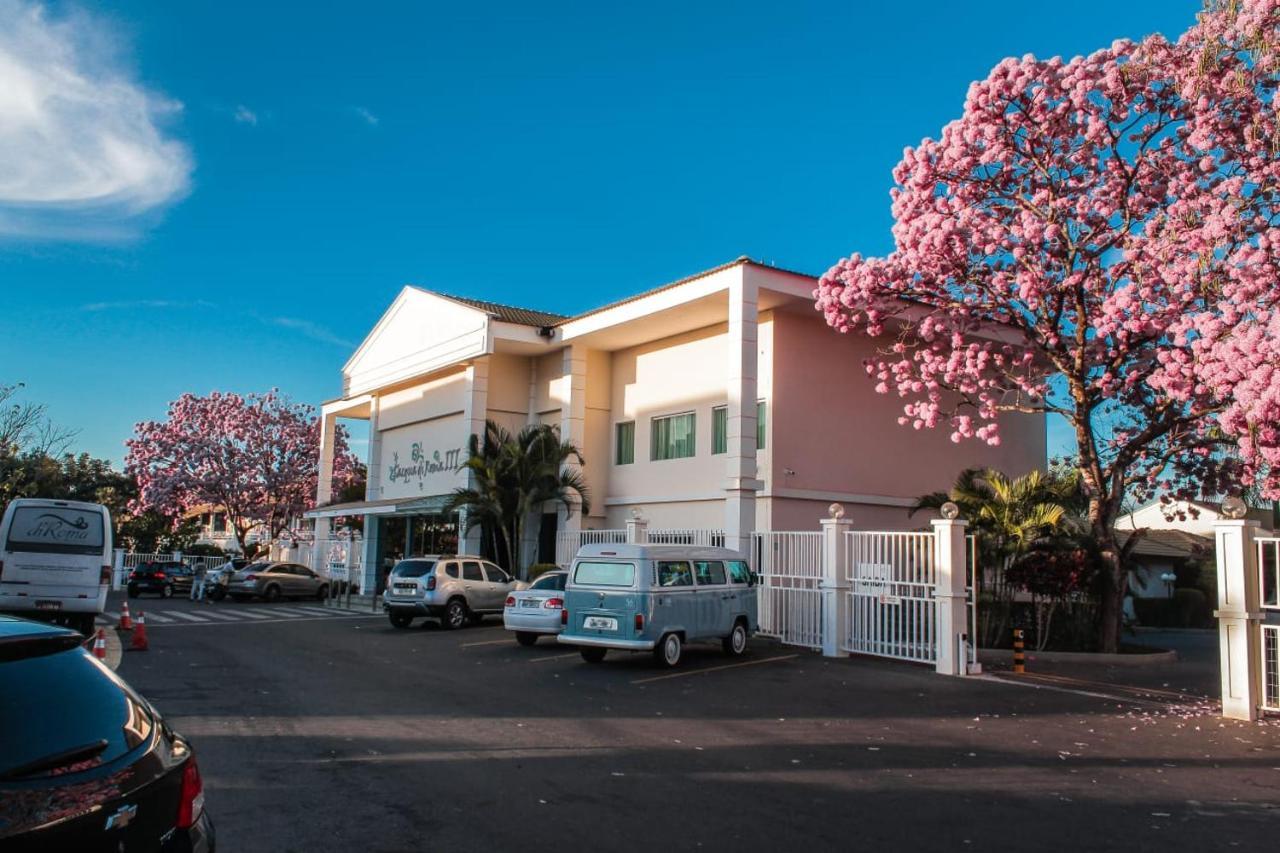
[913,467,1078,645]
[446,420,591,578]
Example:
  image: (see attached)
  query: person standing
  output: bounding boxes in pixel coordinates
[190,562,208,602]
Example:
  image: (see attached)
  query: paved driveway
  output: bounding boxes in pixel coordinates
[118,607,1280,853]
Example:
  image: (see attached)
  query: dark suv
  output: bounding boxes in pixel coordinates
[127,562,193,599]
[0,616,215,851]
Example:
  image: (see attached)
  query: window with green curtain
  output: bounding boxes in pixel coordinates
[712,406,727,454]
[757,400,767,450]
[651,412,696,460]
[615,421,634,465]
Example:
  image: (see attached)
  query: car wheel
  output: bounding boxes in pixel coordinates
[263,584,281,602]
[654,633,683,668]
[442,599,467,630]
[316,584,329,600]
[580,647,607,663]
[388,612,413,629]
[722,620,749,657]
[161,584,173,599]
[73,614,96,637]
[515,632,538,647]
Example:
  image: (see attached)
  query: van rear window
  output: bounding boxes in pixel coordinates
[5,506,105,556]
[573,561,635,587]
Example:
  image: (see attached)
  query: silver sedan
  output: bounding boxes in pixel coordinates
[228,562,330,602]
[503,571,567,646]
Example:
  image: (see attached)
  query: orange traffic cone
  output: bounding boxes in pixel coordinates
[92,629,107,660]
[119,601,133,632]
[129,612,149,652]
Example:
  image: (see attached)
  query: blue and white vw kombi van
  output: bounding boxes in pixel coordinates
[557,543,758,667]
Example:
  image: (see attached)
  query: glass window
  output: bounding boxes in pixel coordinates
[212,512,227,533]
[5,505,105,556]
[694,560,727,586]
[531,572,567,591]
[757,400,767,450]
[462,561,484,582]
[392,559,437,578]
[573,561,636,587]
[615,421,635,465]
[444,562,459,579]
[728,561,752,585]
[656,561,693,587]
[712,406,727,455]
[482,563,511,584]
[651,412,695,461]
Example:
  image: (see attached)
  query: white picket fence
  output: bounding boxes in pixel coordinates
[1259,539,1280,713]
[555,529,627,567]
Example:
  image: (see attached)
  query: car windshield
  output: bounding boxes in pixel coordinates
[573,561,635,587]
[241,563,271,573]
[531,573,566,591]
[392,559,436,578]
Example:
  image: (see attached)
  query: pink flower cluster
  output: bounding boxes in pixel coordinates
[815,0,1280,499]
[125,390,361,541]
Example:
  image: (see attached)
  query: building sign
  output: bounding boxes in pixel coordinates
[379,416,467,500]
[388,442,464,491]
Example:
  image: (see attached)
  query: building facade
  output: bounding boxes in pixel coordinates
[306,258,1046,591]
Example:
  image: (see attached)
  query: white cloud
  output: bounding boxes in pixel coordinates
[353,106,379,126]
[0,1,192,239]
[268,316,356,349]
[81,299,213,312]
[234,105,258,126]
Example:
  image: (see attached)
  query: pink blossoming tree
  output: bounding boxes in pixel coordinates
[815,1,1280,651]
[126,391,361,555]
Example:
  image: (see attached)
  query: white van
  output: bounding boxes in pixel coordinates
[0,498,112,635]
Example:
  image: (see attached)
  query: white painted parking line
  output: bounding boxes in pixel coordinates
[145,613,386,627]
[630,654,798,685]
[240,608,282,618]
[227,609,272,619]
[199,611,245,621]
[270,607,321,617]
[528,653,577,663]
[103,611,119,622]
[290,606,341,616]
[166,611,210,622]
[140,612,176,624]
[460,638,512,648]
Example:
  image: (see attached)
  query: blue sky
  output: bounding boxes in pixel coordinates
[0,0,1200,463]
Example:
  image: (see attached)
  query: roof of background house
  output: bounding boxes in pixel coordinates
[1117,528,1213,560]
[418,257,817,329]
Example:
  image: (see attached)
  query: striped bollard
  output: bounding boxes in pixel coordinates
[1012,628,1025,674]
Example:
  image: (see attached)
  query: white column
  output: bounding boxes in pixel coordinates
[112,548,125,591]
[820,505,852,658]
[312,411,338,560]
[361,396,382,594]
[932,518,971,676]
[724,271,760,557]
[626,513,649,544]
[558,344,587,538]
[461,359,490,556]
[1214,519,1264,721]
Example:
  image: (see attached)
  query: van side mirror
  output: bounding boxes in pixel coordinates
[749,572,759,587]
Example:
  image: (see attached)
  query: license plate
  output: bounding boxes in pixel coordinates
[520,599,541,608]
[584,616,617,630]
[35,600,62,611]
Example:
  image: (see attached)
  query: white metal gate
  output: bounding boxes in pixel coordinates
[844,531,938,663]
[751,531,823,649]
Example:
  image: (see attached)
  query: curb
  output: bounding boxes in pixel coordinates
[978,647,1179,667]
[104,629,123,670]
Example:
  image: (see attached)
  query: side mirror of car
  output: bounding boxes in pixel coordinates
[749,572,759,587]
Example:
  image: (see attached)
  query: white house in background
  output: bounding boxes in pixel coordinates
[186,506,269,553]
[305,257,1046,593]
[1116,498,1275,598]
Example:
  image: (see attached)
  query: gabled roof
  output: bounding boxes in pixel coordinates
[413,257,817,331]
[425,291,568,327]
[1118,528,1213,559]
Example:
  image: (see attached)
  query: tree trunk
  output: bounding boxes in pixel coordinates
[1093,521,1126,654]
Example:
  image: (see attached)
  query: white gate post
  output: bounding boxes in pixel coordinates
[1214,519,1263,721]
[820,504,851,658]
[112,548,125,591]
[626,514,649,545]
[932,517,970,676]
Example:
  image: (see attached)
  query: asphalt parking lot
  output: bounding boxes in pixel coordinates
[114,594,1280,853]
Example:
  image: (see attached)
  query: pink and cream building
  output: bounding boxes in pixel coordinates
[307,257,1045,588]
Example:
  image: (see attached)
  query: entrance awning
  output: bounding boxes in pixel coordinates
[305,495,453,519]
